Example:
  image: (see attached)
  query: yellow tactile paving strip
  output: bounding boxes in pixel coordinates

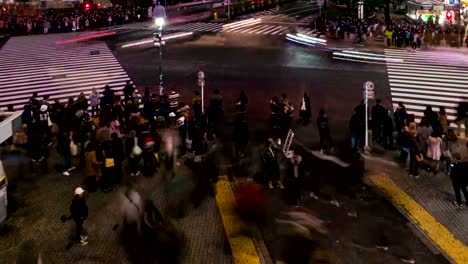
[215,176,261,264]
[370,174,468,263]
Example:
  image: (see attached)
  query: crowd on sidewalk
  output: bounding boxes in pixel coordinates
[1,6,143,35]
[9,80,337,263]
[324,14,468,47]
[349,98,468,208]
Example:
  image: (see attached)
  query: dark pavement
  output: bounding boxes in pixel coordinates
[0,148,231,263]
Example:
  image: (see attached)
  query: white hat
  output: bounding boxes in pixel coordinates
[169,112,176,117]
[74,187,85,195]
[40,105,48,112]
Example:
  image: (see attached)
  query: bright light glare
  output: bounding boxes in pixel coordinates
[155,18,165,27]
[286,34,315,46]
[296,33,327,44]
[223,18,261,29]
[121,32,193,48]
[332,52,403,62]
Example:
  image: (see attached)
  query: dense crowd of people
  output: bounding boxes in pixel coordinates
[10,79,334,263]
[1,5,144,35]
[324,15,468,47]
[349,98,468,208]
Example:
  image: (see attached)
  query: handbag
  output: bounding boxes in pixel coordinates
[105,158,115,168]
[70,140,78,156]
[132,137,142,156]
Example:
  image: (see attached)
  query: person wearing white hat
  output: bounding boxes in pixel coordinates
[70,187,88,245]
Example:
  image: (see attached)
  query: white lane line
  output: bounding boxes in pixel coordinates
[0,81,130,102]
[391,92,467,103]
[387,70,468,79]
[0,65,124,80]
[0,72,129,90]
[391,97,459,108]
[389,82,468,92]
[0,61,121,74]
[255,25,279,34]
[387,78,468,88]
[391,87,468,97]
[386,63,468,73]
[0,74,130,92]
[388,75,468,85]
[0,84,130,106]
[248,25,272,34]
[261,26,284,34]
[0,69,127,86]
[270,26,287,35]
[238,24,267,33]
[392,103,457,114]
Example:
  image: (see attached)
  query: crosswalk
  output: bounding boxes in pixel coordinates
[237,8,278,20]
[0,34,131,111]
[384,49,468,122]
[164,22,290,35]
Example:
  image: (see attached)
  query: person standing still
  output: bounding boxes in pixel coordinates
[317,109,333,154]
[70,187,88,245]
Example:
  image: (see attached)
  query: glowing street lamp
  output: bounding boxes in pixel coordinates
[152,2,167,95]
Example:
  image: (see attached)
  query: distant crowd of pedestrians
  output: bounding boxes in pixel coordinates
[1,6,145,35]
[324,15,467,48]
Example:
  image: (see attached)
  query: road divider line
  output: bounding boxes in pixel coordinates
[215,176,261,264]
[121,32,193,48]
[223,18,262,30]
[370,174,468,263]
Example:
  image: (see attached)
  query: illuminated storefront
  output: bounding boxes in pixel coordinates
[406,0,464,24]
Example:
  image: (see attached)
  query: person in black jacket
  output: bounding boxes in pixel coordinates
[284,152,304,205]
[450,154,468,208]
[70,187,88,245]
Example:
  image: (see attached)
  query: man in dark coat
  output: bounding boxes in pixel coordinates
[450,154,468,208]
[284,152,305,205]
[70,187,88,245]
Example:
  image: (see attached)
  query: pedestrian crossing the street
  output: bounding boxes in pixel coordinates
[384,49,468,122]
[0,34,131,111]
[164,22,290,35]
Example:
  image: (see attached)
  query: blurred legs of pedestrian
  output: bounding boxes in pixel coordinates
[409,151,419,177]
[266,164,283,189]
[350,133,361,150]
[74,219,87,245]
[84,175,98,193]
[451,179,468,207]
[101,166,114,192]
[91,106,99,117]
[382,128,394,150]
[129,156,141,176]
[62,149,72,176]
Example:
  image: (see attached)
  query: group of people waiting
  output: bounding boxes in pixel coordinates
[1,5,141,35]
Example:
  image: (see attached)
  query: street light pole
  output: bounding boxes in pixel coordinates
[152,2,167,95]
[198,70,205,113]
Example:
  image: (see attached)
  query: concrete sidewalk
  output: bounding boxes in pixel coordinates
[364,148,468,264]
[0,148,232,263]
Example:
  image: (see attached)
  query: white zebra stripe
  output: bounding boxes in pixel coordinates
[0,34,132,111]
[385,49,468,122]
